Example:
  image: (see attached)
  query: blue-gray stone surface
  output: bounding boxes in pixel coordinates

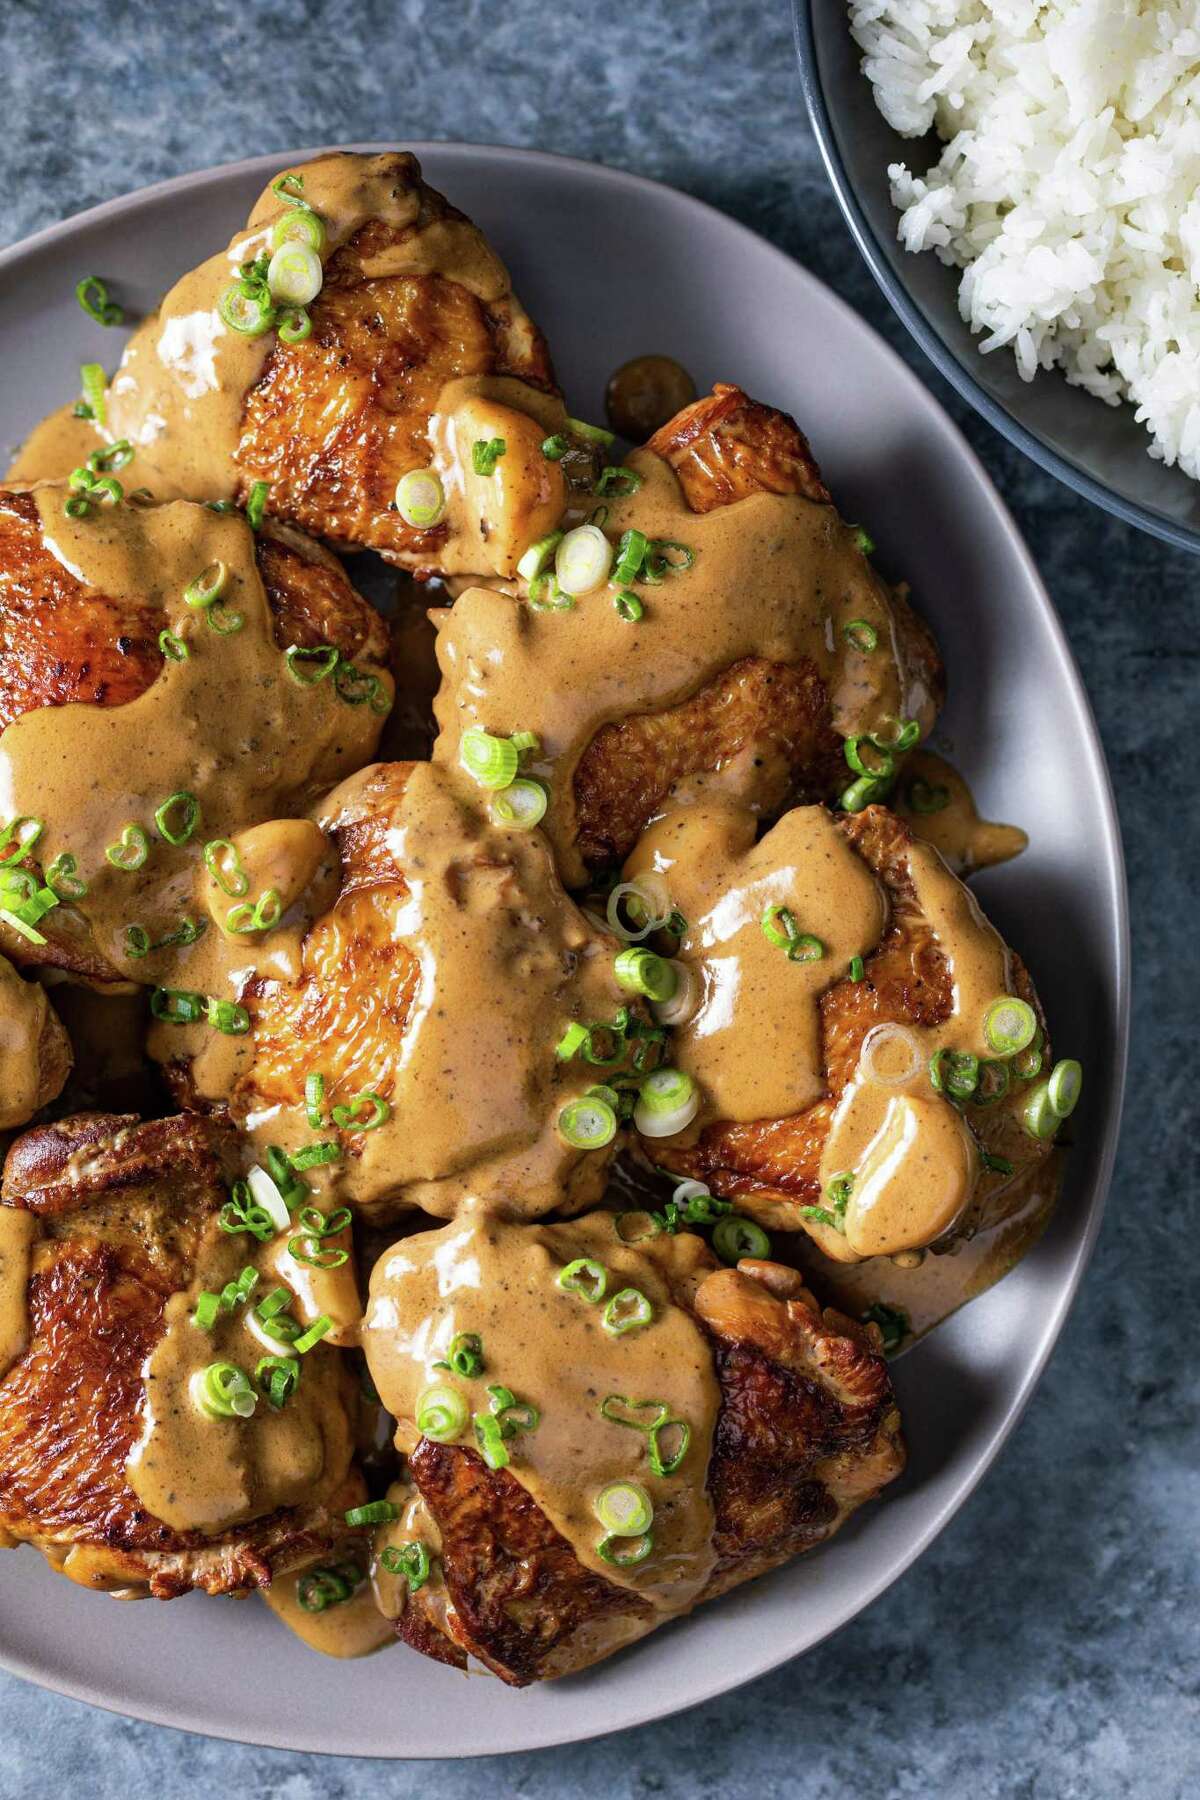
[0,1,1195,1795]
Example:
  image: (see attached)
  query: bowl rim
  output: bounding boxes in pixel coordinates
[791,0,1200,555]
[0,138,1132,1757]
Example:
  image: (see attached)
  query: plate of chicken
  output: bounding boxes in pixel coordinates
[0,143,1127,1756]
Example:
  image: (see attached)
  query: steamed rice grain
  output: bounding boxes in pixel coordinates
[849,0,1200,478]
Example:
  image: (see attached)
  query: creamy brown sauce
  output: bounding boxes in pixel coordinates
[636,798,1022,1261]
[0,490,384,1012]
[127,1219,355,1535]
[234,760,634,1220]
[8,154,569,586]
[895,749,1028,874]
[628,801,885,1120]
[0,1204,36,1380]
[0,954,58,1129]
[789,1150,1064,1346]
[433,452,934,885]
[264,1549,394,1659]
[364,1210,719,1624]
[605,355,698,442]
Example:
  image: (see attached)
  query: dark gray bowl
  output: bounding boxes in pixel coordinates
[795,0,1200,551]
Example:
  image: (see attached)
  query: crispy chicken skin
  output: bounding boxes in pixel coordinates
[571,386,944,872]
[395,1253,903,1684]
[0,490,386,730]
[235,173,560,568]
[0,1113,359,1598]
[649,805,1052,1237]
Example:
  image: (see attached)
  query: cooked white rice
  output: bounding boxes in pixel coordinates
[849,0,1200,478]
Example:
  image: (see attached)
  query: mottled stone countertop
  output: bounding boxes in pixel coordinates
[0,1,1195,1795]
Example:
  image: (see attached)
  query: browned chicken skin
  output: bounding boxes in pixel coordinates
[0,1113,360,1597]
[570,384,942,872]
[235,195,561,567]
[648,804,1051,1238]
[0,490,386,730]
[394,1253,903,1685]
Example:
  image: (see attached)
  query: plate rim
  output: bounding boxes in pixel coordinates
[0,139,1131,1758]
[791,0,1200,556]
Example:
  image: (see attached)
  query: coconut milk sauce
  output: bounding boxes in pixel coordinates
[632,799,1018,1260]
[364,1210,720,1621]
[432,452,933,886]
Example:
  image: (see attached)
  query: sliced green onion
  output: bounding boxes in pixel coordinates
[594,1479,653,1536]
[76,275,123,326]
[305,1071,327,1128]
[973,1059,1012,1107]
[220,1182,276,1241]
[245,1166,290,1234]
[557,1257,607,1303]
[1047,1058,1082,1118]
[0,906,44,944]
[595,466,643,498]
[193,1291,220,1331]
[558,1094,618,1150]
[602,1287,653,1336]
[929,1047,980,1101]
[641,539,694,582]
[907,778,951,815]
[159,628,189,661]
[267,242,323,308]
[473,1411,510,1470]
[80,362,108,425]
[255,1286,293,1323]
[290,1142,342,1172]
[540,434,569,460]
[614,589,644,622]
[613,947,678,1003]
[183,561,227,611]
[852,525,875,554]
[516,530,564,584]
[345,1501,399,1528]
[207,599,244,636]
[460,728,520,791]
[555,524,612,596]
[272,172,308,205]
[845,735,895,781]
[433,1332,485,1379]
[294,1314,333,1355]
[566,415,615,447]
[153,790,199,845]
[395,468,446,529]
[647,1415,690,1477]
[981,1151,1014,1176]
[983,997,1038,1057]
[555,1022,589,1061]
[600,1395,669,1431]
[246,481,270,530]
[219,284,275,336]
[276,306,312,344]
[44,852,87,901]
[256,1355,301,1409]
[0,817,42,869]
[207,997,250,1035]
[226,888,283,935]
[204,838,249,898]
[88,440,133,473]
[849,955,865,982]
[272,206,327,253]
[150,987,205,1026]
[417,1382,469,1442]
[190,1361,256,1420]
[297,1562,362,1612]
[633,1067,699,1139]
[487,1383,539,1436]
[875,717,921,753]
[841,775,885,814]
[471,437,506,477]
[843,618,879,653]
[606,876,673,942]
[105,823,149,871]
[598,1531,653,1567]
[713,1215,772,1263]
[528,569,574,611]
[285,643,340,688]
[380,1542,431,1591]
[491,777,548,830]
[331,1090,390,1132]
[761,904,797,950]
[613,527,648,586]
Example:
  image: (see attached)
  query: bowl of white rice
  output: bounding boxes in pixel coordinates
[795,0,1200,549]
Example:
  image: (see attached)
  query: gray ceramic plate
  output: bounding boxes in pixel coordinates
[0,143,1128,1757]
[795,0,1200,552]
